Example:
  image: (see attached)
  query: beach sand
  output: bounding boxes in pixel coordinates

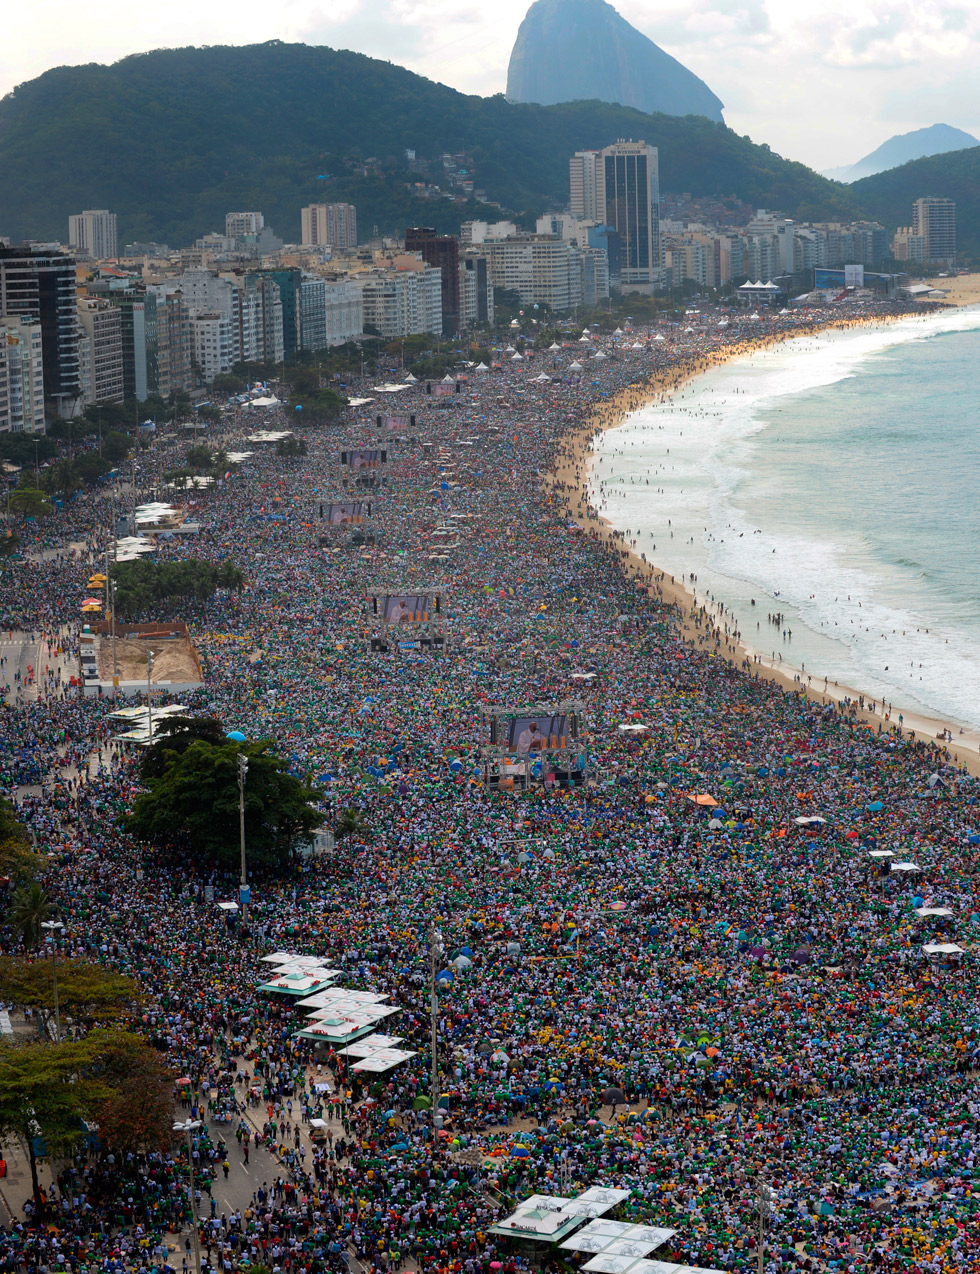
[551,313,980,779]
[929,272,980,307]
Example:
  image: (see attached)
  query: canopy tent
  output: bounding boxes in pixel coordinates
[351,1048,417,1072]
[915,906,953,917]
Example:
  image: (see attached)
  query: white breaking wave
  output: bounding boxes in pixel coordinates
[589,307,980,729]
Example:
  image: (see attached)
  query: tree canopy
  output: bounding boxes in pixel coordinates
[0,957,140,1029]
[109,558,245,616]
[125,737,322,869]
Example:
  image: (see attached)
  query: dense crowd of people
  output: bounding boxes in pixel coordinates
[0,301,976,1274]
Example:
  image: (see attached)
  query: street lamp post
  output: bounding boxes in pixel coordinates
[41,920,63,1042]
[145,650,154,740]
[237,753,249,921]
[173,1119,203,1274]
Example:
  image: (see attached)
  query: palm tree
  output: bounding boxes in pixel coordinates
[8,882,56,949]
[336,808,369,845]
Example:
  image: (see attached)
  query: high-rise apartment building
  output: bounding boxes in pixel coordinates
[191,312,235,384]
[569,152,601,222]
[404,228,460,333]
[0,247,80,408]
[355,267,442,338]
[912,197,956,265]
[479,236,585,312]
[301,204,358,252]
[76,298,124,405]
[0,317,45,432]
[460,254,494,326]
[891,227,928,263]
[225,212,265,240]
[68,210,118,260]
[569,141,661,289]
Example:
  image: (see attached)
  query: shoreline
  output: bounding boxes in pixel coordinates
[551,310,980,779]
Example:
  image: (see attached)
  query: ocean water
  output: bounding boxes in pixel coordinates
[589,306,980,732]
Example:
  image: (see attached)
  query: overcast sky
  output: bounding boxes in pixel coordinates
[3,0,980,171]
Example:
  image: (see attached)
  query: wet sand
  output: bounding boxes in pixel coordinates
[551,315,980,779]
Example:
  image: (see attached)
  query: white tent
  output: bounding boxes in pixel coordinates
[594,350,607,360]
[549,342,561,351]
[244,395,280,407]
[403,373,417,383]
[569,361,584,372]
[511,352,524,360]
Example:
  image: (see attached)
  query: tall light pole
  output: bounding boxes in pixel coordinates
[237,753,249,921]
[173,1119,203,1274]
[41,919,63,1042]
[430,922,442,1153]
[145,649,154,740]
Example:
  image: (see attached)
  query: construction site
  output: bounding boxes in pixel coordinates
[80,620,204,697]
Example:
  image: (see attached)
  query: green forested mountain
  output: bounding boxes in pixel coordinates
[0,41,860,246]
[851,147,980,260]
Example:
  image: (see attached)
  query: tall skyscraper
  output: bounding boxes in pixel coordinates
[912,197,956,265]
[405,228,460,334]
[301,204,358,252]
[569,140,662,289]
[0,247,80,409]
[68,210,118,260]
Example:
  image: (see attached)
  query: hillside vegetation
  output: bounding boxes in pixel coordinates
[0,41,859,246]
[851,147,980,261]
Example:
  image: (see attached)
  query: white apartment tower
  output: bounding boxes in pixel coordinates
[68,210,118,260]
[0,317,45,433]
[912,197,956,265]
[301,204,358,252]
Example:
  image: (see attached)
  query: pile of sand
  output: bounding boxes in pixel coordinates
[99,636,201,684]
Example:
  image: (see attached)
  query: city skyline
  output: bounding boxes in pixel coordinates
[1,0,979,172]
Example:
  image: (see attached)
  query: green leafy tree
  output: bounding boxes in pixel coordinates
[7,882,56,949]
[0,1038,106,1217]
[73,454,113,486]
[0,958,139,1033]
[8,489,52,519]
[212,372,246,395]
[140,716,226,780]
[101,430,132,463]
[276,435,308,458]
[125,739,323,869]
[110,558,245,616]
[185,444,212,471]
[197,405,222,425]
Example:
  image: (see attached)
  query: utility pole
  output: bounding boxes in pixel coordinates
[41,920,63,1041]
[173,1119,203,1274]
[757,1177,774,1274]
[430,922,440,1153]
[237,753,249,921]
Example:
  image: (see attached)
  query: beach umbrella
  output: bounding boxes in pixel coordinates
[602,1086,626,1105]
